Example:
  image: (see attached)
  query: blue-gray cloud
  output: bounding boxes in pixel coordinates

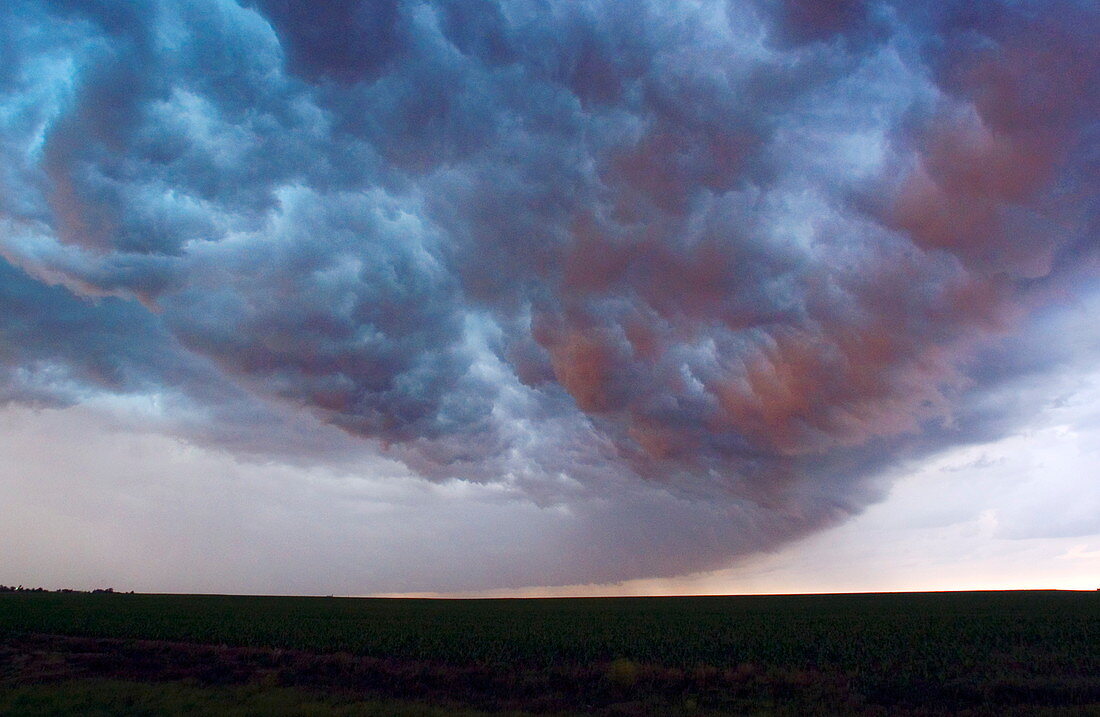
[0,0,1095,587]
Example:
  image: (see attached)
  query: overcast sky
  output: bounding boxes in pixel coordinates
[0,0,1096,595]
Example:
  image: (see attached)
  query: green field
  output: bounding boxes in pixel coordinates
[1,590,1097,715]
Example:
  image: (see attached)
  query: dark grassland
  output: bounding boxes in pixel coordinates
[0,590,1097,715]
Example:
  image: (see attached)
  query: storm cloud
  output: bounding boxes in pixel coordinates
[0,0,1096,589]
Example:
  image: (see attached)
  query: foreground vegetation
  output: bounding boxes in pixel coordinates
[0,590,1097,715]
[0,679,514,717]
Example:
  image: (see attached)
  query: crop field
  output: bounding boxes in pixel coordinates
[1,590,1097,715]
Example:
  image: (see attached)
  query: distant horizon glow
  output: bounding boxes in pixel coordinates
[1,0,1097,596]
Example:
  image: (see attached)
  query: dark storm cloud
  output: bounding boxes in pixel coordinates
[247,0,403,84]
[884,1,1099,278]
[0,253,381,465]
[0,0,1096,587]
[0,257,165,406]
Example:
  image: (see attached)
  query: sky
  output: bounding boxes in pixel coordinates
[0,0,1097,596]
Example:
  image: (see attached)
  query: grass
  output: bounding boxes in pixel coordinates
[0,679,519,716]
[0,590,1097,714]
